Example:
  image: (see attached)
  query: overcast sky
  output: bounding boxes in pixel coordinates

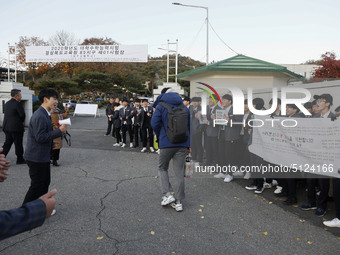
[1,0,339,64]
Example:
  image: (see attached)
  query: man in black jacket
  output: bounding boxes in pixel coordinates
[1,89,26,164]
[132,99,142,148]
[119,99,134,148]
[140,99,154,152]
[189,97,203,163]
[105,98,115,137]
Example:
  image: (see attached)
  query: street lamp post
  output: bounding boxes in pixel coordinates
[173,2,209,65]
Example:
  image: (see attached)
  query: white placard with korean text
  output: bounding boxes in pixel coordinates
[73,104,99,118]
[249,116,340,178]
[26,45,148,63]
[215,109,227,125]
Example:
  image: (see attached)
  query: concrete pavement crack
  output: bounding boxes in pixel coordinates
[95,176,155,255]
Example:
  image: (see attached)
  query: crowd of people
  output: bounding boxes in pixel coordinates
[105,96,159,153]
[103,89,340,228]
[185,92,340,228]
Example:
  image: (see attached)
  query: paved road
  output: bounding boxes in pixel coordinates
[1,109,339,254]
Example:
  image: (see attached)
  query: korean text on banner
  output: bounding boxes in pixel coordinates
[26,45,148,63]
[248,116,340,178]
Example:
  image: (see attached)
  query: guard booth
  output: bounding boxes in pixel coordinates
[0,81,34,127]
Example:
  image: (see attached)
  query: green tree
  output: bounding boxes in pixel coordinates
[76,72,113,99]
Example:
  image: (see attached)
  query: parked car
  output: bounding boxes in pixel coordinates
[63,99,77,110]
[79,100,92,104]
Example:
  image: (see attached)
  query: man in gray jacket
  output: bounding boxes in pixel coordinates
[22,89,67,211]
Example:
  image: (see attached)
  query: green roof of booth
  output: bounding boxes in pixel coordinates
[177,54,303,79]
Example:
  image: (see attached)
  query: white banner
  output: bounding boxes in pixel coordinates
[248,116,340,178]
[26,45,148,63]
[73,104,99,118]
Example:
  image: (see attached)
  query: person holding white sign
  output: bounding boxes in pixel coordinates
[216,94,243,183]
[301,94,336,217]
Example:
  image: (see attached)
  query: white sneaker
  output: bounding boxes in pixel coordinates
[170,202,183,212]
[130,143,133,148]
[161,195,175,206]
[121,143,126,148]
[263,182,272,189]
[224,174,233,183]
[156,149,160,154]
[141,147,147,153]
[254,187,265,194]
[244,172,251,179]
[272,179,278,186]
[51,209,56,216]
[119,142,123,146]
[214,173,227,179]
[245,184,257,190]
[150,147,155,152]
[113,143,120,147]
[323,218,340,228]
[274,186,283,194]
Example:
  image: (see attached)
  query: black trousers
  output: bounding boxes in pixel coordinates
[191,132,203,163]
[121,125,133,144]
[287,178,297,201]
[225,139,239,167]
[217,132,226,167]
[205,136,218,165]
[2,131,24,160]
[307,178,329,210]
[333,178,340,219]
[106,119,115,136]
[23,161,51,205]
[134,125,140,147]
[115,127,121,143]
[238,142,250,168]
[250,152,264,188]
[51,149,60,161]
[141,124,154,148]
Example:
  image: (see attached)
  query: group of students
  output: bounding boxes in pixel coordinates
[188,92,340,228]
[105,97,156,153]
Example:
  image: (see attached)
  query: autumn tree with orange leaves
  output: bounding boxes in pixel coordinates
[16,36,51,81]
[313,52,340,79]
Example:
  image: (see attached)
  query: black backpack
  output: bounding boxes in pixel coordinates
[159,102,189,143]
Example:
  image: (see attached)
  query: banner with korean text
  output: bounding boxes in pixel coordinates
[248,116,340,178]
[26,45,148,63]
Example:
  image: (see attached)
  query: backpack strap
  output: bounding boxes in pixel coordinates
[159,102,173,132]
[159,102,173,113]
